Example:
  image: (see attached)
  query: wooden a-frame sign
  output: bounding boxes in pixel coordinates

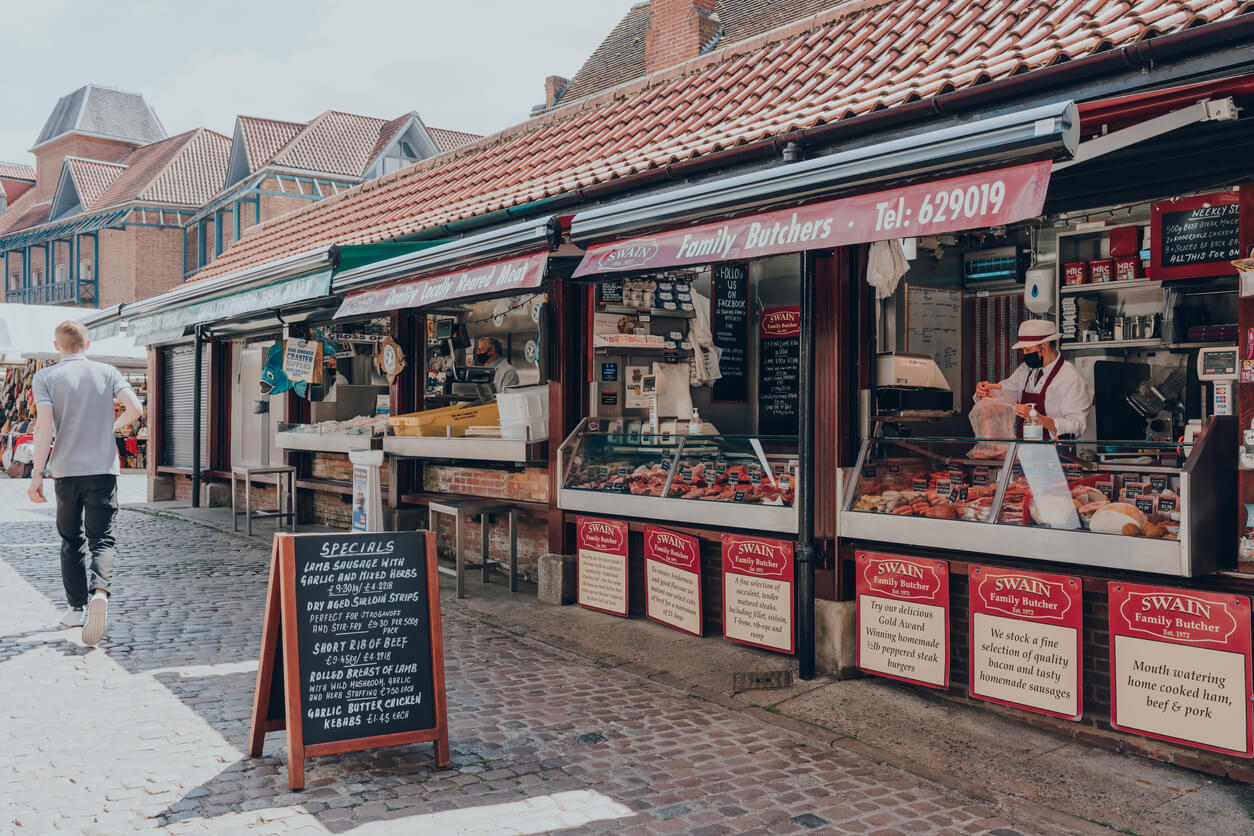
[248,531,450,789]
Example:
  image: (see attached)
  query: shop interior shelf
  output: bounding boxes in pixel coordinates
[1060,338,1162,351]
[275,432,383,453]
[599,305,696,318]
[1059,278,1161,295]
[593,345,694,355]
[383,434,548,464]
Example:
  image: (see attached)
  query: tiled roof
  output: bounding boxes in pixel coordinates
[237,116,305,172]
[429,127,483,154]
[368,115,411,168]
[64,158,126,210]
[560,0,840,104]
[270,111,389,177]
[0,162,35,182]
[92,128,231,209]
[0,194,50,235]
[194,0,1254,282]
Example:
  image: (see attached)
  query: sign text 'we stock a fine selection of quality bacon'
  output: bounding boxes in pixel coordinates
[572,162,1052,277]
[1109,583,1253,758]
[721,534,794,654]
[969,566,1083,720]
[857,552,949,688]
[576,516,630,617]
[644,525,703,637]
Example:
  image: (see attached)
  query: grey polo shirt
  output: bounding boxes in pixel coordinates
[490,358,519,392]
[31,354,132,478]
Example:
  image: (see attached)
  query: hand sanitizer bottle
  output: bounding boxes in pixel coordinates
[689,408,704,435]
[1023,406,1044,440]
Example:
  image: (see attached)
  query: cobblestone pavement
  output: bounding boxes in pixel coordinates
[0,507,1062,835]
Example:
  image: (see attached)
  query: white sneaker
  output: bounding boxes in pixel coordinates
[59,607,84,628]
[82,592,108,646]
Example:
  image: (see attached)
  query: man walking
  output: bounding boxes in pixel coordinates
[27,321,143,646]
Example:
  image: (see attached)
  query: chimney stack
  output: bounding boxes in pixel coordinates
[544,75,570,109]
[645,0,719,75]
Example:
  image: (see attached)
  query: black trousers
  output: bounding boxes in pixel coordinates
[54,475,118,608]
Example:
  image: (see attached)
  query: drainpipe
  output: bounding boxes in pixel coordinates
[191,325,204,508]
[796,251,818,679]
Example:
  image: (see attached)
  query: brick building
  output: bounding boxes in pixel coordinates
[0,85,229,309]
[182,111,480,278]
[0,162,35,213]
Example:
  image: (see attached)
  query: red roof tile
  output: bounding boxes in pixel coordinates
[270,111,388,177]
[0,162,35,182]
[93,128,231,209]
[64,158,126,210]
[195,0,1254,282]
[237,116,305,172]
[428,127,483,154]
[0,193,50,235]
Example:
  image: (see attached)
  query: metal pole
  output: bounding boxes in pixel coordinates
[796,251,818,680]
[191,326,204,508]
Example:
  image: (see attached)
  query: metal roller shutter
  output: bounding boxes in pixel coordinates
[161,344,208,468]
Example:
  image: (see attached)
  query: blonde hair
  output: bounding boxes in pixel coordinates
[55,320,88,352]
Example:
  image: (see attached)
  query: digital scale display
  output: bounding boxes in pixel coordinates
[1202,349,1237,377]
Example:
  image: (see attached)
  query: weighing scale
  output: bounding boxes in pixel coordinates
[1196,345,1239,420]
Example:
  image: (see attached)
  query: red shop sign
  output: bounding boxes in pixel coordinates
[759,306,800,339]
[335,252,548,318]
[644,525,702,637]
[856,552,949,688]
[969,566,1083,720]
[576,516,629,617]
[1109,582,1253,758]
[722,534,794,654]
[573,161,1052,277]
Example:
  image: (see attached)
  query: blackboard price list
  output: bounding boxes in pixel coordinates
[1160,201,1239,268]
[293,534,436,746]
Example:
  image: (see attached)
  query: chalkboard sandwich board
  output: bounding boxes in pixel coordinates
[1151,191,1241,281]
[248,531,450,789]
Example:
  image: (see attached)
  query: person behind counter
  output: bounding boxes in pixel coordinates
[975,320,1093,439]
[475,337,519,392]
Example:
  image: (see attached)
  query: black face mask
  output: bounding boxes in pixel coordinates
[475,351,492,365]
[1023,351,1045,369]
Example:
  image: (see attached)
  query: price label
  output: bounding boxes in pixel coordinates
[912,478,929,493]
[733,491,747,502]
[1135,498,1155,515]
[973,469,989,486]
[1158,496,1177,513]
[1150,475,1168,493]
[863,465,877,478]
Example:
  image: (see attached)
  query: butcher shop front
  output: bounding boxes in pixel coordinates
[562,78,1254,778]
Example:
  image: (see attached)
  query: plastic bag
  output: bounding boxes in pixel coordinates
[968,398,1016,459]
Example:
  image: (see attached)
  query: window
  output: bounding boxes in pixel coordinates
[398,139,418,159]
[9,271,20,290]
[80,260,93,282]
[32,269,43,285]
[55,264,66,282]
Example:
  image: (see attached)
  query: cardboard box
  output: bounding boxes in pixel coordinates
[1063,261,1089,286]
[1089,258,1114,283]
[389,402,500,437]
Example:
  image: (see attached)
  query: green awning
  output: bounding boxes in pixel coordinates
[128,271,334,339]
[330,240,450,275]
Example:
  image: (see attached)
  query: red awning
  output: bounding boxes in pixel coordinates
[572,161,1052,278]
[1078,72,1254,135]
[335,252,548,318]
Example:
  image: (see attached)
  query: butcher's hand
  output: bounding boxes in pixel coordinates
[1012,403,1034,419]
[975,381,1001,400]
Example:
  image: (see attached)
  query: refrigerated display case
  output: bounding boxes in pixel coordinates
[557,418,798,533]
[838,416,1236,576]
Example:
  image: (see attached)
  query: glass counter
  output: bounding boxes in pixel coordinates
[558,418,798,533]
[839,419,1236,577]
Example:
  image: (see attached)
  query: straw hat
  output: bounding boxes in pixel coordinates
[1011,319,1060,350]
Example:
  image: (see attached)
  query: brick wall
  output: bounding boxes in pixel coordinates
[310,452,390,486]
[422,463,550,582]
[97,227,134,309]
[422,464,548,503]
[645,0,717,74]
[131,226,185,302]
[33,135,137,201]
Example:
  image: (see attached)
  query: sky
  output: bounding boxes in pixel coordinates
[0,0,631,166]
